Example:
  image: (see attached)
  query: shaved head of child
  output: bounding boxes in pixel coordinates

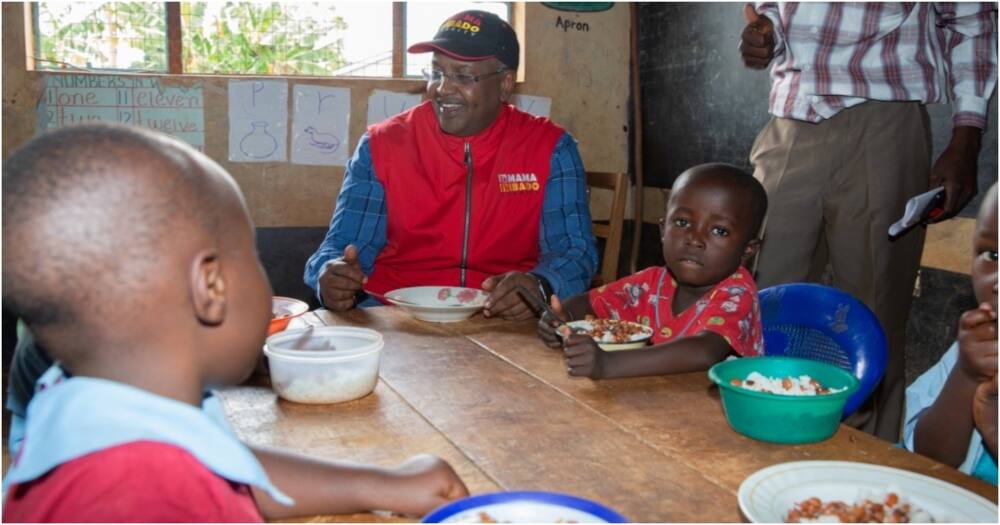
[3,125,271,401]
[662,163,768,290]
[671,162,768,238]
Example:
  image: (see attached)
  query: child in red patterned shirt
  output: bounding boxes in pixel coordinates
[537,163,768,379]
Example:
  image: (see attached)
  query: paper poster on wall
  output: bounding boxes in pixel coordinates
[511,94,552,118]
[291,85,351,166]
[228,80,288,162]
[37,75,205,151]
[367,89,423,126]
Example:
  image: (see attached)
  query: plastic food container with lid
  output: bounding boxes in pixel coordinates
[263,326,383,404]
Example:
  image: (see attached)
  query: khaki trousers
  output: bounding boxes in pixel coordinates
[750,101,931,442]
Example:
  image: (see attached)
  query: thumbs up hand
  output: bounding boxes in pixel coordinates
[318,244,367,312]
[341,244,361,268]
[740,4,776,69]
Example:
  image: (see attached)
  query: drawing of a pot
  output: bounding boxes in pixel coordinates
[240,121,278,159]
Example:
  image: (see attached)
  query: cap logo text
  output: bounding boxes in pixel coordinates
[442,16,481,34]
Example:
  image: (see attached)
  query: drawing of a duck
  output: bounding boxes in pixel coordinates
[304,126,340,152]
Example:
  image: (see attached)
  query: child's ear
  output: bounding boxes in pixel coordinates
[741,238,762,264]
[190,250,226,326]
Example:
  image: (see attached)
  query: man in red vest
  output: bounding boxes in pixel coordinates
[305,10,598,320]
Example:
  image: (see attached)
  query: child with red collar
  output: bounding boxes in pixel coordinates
[537,163,767,379]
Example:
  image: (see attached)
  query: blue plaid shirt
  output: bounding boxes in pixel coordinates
[304,131,598,303]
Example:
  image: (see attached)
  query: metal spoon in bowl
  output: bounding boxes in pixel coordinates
[363,289,420,306]
[513,284,582,335]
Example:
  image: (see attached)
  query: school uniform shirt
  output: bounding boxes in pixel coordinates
[588,266,763,357]
[903,342,998,486]
[3,365,293,522]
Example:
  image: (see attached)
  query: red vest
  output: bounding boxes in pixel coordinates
[366,102,564,295]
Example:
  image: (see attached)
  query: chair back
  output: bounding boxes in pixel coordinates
[586,171,629,286]
[758,283,887,419]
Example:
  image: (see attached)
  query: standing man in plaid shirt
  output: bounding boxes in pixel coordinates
[740,2,997,442]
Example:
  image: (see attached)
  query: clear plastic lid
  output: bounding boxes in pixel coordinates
[264,326,383,361]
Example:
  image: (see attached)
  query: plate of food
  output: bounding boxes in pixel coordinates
[422,491,628,523]
[384,286,488,323]
[738,460,997,523]
[269,296,310,336]
[562,316,654,351]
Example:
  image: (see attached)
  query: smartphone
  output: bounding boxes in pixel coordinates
[888,187,946,238]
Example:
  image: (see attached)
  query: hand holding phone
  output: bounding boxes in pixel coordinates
[888,187,946,238]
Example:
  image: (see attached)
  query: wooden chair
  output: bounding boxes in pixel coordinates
[586,171,629,286]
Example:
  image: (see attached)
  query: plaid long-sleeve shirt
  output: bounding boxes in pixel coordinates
[304,132,598,303]
[755,2,998,128]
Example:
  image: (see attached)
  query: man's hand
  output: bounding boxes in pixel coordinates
[563,333,606,378]
[957,303,998,384]
[740,4,776,69]
[481,271,541,321]
[928,126,981,223]
[378,454,469,517]
[974,374,999,458]
[538,295,570,348]
[317,244,365,312]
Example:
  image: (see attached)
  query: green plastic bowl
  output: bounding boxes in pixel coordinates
[708,356,860,444]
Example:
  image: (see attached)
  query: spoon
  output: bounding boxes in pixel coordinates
[513,284,582,335]
[283,326,330,351]
[363,289,420,306]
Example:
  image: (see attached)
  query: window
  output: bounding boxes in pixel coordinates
[30,2,511,78]
[180,3,394,76]
[33,3,168,72]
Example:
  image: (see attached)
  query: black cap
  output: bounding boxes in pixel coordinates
[408,10,519,71]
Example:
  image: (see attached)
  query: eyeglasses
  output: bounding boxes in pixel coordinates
[421,68,508,87]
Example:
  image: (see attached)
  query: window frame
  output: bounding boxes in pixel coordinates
[28,2,517,80]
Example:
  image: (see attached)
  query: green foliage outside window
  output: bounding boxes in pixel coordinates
[35,2,168,71]
[182,3,348,75]
[33,2,350,76]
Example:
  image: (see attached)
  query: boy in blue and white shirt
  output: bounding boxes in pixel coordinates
[904,183,997,485]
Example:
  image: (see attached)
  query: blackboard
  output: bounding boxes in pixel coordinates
[638,2,997,218]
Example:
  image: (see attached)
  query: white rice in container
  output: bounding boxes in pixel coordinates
[734,371,848,396]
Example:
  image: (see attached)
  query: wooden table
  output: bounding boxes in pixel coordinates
[220,307,998,522]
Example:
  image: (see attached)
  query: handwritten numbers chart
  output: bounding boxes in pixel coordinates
[38,75,205,151]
